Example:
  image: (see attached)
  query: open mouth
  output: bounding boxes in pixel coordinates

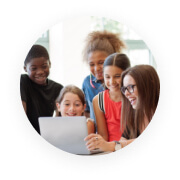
[34,76,47,84]
[66,113,76,116]
[35,76,46,80]
[129,98,136,105]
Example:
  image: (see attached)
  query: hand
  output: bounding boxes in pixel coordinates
[84,133,115,152]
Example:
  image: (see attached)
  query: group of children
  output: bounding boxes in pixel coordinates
[20,30,160,152]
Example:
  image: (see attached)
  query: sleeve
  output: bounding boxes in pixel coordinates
[82,79,90,112]
[20,75,28,102]
[53,83,63,110]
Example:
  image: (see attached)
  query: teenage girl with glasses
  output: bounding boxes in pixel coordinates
[85,65,160,152]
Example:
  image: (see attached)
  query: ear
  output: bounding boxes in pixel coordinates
[83,104,86,112]
[49,61,51,68]
[24,66,27,72]
[56,103,61,112]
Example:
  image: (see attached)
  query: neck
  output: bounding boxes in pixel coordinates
[109,91,122,102]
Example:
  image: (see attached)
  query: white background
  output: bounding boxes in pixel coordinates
[1,0,180,179]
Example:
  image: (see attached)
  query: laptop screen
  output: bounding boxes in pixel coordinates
[38,116,91,155]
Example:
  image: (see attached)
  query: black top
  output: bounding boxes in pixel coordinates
[20,74,63,134]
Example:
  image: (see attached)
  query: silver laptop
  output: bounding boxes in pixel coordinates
[38,116,102,155]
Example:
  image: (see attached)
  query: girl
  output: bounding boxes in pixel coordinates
[91,53,130,142]
[85,65,160,152]
[20,45,63,134]
[82,31,126,123]
[56,85,95,134]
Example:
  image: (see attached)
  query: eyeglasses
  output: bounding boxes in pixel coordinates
[121,84,136,95]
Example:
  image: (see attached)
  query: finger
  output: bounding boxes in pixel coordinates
[87,142,97,151]
[86,136,97,146]
[84,133,96,141]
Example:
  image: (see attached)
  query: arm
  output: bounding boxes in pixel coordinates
[85,134,136,152]
[84,111,90,118]
[119,137,135,148]
[84,133,115,152]
[82,79,90,119]
[93,95,108,141]
[87,119,95,134]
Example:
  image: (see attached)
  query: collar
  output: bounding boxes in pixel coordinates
[91,74,102,83]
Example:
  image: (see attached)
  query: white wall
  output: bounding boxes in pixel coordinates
[49,17,91,88]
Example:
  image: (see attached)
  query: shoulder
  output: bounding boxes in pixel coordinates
[84,75,90,81]
[20,74,29,83]
[20,74,31,90]
[82,75,90,85]
[93,94,99,103]
[48,79,63,90]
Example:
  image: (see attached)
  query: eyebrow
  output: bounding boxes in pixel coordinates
[63,100,70,102]
[74,100,82,103]
[105,73,121,76]
[30,63,48,67]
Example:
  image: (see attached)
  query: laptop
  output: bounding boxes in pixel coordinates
[38,116,102,155]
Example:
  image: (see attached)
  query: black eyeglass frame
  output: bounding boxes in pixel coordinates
[121,84,136,95]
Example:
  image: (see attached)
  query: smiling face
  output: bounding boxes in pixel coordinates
[88,51,108,82]
[24,57,50,85]
[56,92,86,117]
[104,65,123,92]
[123,74,139,109]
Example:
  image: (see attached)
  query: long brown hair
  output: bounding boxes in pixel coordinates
[82,30,126,62]
[121,65,160,138]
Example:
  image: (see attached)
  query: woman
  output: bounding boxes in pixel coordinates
[85,65,160,152]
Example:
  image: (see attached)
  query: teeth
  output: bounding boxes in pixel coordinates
[37,77,45,79]
[67,114,76,116]
[129,99,135,104]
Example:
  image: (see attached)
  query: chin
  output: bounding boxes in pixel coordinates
[96,76,103,81]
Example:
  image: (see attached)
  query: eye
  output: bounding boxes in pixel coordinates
[42,65,48,69]
[98,61,104,65]
[115,75,121,78]
[30,67,37,71]
[75,104,81,107]
[89,63,94,67]
[105,76,110,79]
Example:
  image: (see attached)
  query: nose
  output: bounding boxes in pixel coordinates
[110,77,115,84]
[69,105,75,111]
[94,64,100,72]
[36,68,44,75]
[124,89,130,97]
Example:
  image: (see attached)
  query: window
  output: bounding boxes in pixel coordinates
[90,16,156,68]
[35,31,49,53]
